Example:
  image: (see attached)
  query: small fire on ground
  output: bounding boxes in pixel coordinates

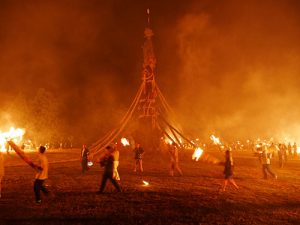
[142,180,149,186]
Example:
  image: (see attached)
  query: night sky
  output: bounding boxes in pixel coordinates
[0,0,300,144]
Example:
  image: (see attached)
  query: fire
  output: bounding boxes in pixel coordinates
[297,147,300,154]
[0,127,25,152]
[166,139,173,145]
[210,135,221,145]
[142,180,149,186]
[121,138,129,146]
[87,161,93,167]
[192,147,203,161]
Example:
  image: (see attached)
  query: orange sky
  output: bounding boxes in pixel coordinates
[0,0,299,143]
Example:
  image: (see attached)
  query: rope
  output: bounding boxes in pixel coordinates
[89,81,144,159]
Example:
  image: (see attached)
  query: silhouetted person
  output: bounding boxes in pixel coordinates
[261,146,277,179]
[293,142,298,159]
[133,143,144,173]
[282,143,288,162]
[168,143,183,176]
[278,144,285,168]
[288,143,292,156]
[34,146,49,204]
[98,146,121,193]
[81,144,89,173]
[222,150,239,191]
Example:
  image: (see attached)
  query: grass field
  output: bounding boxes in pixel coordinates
[0,148,299,225]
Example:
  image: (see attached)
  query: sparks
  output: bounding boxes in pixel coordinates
[87,161,93,167]
[192,147,203,161]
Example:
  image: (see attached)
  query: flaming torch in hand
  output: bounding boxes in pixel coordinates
[210,134,225,150]
[192,145,221,165]
[210,135,221,145]
[121,138,130,146]
[192,147,203,161]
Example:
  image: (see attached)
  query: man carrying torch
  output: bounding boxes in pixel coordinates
[34,146,49,204]
[8,140,49,203]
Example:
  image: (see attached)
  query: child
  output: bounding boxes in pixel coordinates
[222,149,239,191]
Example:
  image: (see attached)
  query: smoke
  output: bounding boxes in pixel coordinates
[173,0,300,142]
[0,0,137,144]
[0,0,299,144]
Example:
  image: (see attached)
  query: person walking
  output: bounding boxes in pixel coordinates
[261,146,277,179]
[168,143,183,176]
[98,146,121,193]
[34,146,49,204]
[222,149,239,191]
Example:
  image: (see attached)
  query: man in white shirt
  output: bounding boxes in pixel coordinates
[261,146,277,179]
[34,146,49,204]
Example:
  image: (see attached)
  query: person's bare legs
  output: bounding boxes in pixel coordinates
[134,160,138,172]
[139,160,143,173]
[229,178,239,190]
[175,164,183,176]
[222,179,228,191]
[170,163,174,176]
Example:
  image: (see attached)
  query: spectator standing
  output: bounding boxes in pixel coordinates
[133,143,144,174]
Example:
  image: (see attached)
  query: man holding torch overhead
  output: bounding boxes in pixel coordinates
[34,146,49,204]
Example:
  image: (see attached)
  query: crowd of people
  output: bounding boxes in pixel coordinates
[0,137,299,204]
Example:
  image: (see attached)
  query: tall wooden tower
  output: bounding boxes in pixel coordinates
[89,10,196,157]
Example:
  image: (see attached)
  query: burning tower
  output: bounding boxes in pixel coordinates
[89,10,196,157]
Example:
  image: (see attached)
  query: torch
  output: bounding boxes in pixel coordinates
[192,146,221,165]
[7,140,41,170]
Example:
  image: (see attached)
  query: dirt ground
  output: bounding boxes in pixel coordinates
[0,147,299,225]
